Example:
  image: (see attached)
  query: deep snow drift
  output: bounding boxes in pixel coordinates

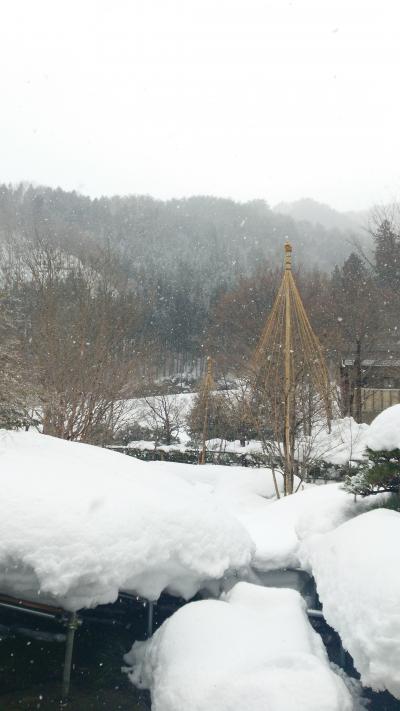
[301,508,400,699]
[125,582,353,711]
[241,482,374,571]
[151,460,374,570]
[0,431,253,610]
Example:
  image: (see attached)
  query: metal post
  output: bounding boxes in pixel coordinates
[147,601,154,638]
[62,611,79,700]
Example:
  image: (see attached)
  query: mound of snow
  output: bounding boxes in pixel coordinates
[126,439,188,452]
[125,582,352,711]
[250,483,379,570]
[0,431,253,610]
[148,461,290,568]
[300,508,400,698]
[366,403,400,451]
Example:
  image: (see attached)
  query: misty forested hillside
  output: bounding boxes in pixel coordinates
[0,184,364,285]
[273,197,369,234]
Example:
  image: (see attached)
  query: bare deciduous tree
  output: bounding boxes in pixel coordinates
[13,239,141,443]
[142,393,185,445]
[0,294,37,429]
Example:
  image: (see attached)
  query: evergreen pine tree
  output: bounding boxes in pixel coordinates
[374,218,400,290]
[344,447,400,496]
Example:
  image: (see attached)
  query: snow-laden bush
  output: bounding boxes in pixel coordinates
[344,405,400,497]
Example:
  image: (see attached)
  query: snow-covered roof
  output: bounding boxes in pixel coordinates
[343,357,400,368]
[0,431,253,610]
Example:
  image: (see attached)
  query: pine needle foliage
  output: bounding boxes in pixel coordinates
[344,447,400,496]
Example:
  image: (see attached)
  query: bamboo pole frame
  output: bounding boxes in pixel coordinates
[252,242,331,494]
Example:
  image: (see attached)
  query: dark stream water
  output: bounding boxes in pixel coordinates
[0,575,398,710]
[0,595,156,710]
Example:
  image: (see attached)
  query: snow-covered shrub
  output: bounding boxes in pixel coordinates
[344,404,400,497]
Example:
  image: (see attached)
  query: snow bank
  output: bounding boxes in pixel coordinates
[300,508,400,698]
[206,437,263,455]
[0,431,253,610]
[125,582,352,711]
[126,439,188,452]
[246,483,376,570]
[366,403,400,451]
[300,417,369,466]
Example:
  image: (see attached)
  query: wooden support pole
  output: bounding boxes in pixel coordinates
[284,242,293,495]
[200,356,213,465]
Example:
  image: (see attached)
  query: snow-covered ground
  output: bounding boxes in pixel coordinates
[123,391,370,468]
[0,430,253,610]
[303,416,369,465]
[301,508,400,699]
[121,392,196,423]
[125,581,353,711]
[201,416,368,465]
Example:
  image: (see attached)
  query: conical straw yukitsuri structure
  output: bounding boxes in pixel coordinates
[252,242,331,495]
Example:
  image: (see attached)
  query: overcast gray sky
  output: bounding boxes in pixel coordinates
[0,0,399,211]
